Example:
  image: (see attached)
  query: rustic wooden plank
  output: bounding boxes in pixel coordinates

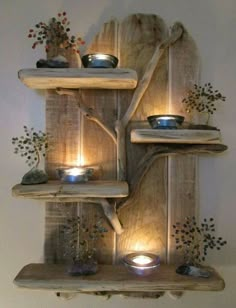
[79,18,120,263]
[12,181,129,200]
[117,14,169,263]
[168,24,200,264]
[131,129,221,144]
[117,157,168,262]
[18,68,137,89]
[14,263,225,292]
[44,48,81,264]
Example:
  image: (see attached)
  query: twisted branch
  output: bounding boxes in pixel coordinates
[117,143,227,210]
[56,88,117,144]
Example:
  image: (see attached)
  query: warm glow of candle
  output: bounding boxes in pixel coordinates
[158,115,176,120]
[67,167,85,176]
[132,255,153,266]
[75,154,85,167]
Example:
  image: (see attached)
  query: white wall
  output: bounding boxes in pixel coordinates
[0,0,235,307]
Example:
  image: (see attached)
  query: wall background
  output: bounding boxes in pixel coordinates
[0,0,235,307]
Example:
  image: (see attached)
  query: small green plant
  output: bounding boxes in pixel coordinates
[12,126,49,169]
[27,11,85,54]
[62,215,108,263]
[172,216,227,266]
[182,83,226,124]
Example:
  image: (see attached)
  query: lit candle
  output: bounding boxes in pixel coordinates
[67,167,86,176]
[132,255,153,266]
[147,114,185,129]
[57,166,93,183]
[123,252,160,276]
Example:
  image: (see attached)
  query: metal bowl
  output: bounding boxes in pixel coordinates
[147,114,185,129]
[82,54,118,68]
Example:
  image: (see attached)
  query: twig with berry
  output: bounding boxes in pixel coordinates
[62,215,108,263]
[12,126,49,169]
[172,216,227,266]
[182,83,226,124]
[27,11,85,54]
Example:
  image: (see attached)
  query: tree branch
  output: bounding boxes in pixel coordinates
[74,197,124,234]
[121,22,184,128]
[117,143,227,210]
[56,88,117,145]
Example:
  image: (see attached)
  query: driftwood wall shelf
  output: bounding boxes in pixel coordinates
[13,13,227,298]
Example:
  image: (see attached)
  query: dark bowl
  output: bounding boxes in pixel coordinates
[82,54,118,68]
[147,114,185,129]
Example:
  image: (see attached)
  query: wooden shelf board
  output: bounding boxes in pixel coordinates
[12,180,129,201]
[14,264,225,293]
[18,68,138,89]
[131,129,222,144]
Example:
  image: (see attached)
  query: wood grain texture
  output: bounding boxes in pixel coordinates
[116,143,227,213]
[117,14,169,263]
[45,48,81,264]
[131,129,221,144]
[79,19,120,263]
[117,158,167,261]
[18,68,137,89]
[14,263,225,292]
[12,181,129,199]
[168,24,200,264]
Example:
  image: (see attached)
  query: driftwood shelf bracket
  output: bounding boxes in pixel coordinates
[117,143,228,210]
[76,197,124,235]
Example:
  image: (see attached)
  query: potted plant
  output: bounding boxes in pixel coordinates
[172,216,227,277]
[62,214,108,275]
[12,126,49,184]
[182,83,226,127]
[27,11,85,67]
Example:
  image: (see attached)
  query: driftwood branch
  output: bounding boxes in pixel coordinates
[56,88,117,144]
[115,121,126,180]
[117,143,227,210]
[121,22,184,128]
[115,22,184,182]
[74,197,123,234]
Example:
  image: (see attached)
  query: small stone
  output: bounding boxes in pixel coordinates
[36,55,69,68]
[21,168,48,185]
[176,264,210,278]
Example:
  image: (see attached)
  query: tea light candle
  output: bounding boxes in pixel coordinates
[147,114,185,129]
[56,166,93,183]
[132,255,153,266]
[67,167,86,176]
[123,252,160,276]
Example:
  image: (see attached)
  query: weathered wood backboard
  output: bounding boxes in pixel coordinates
[44,14,200,268]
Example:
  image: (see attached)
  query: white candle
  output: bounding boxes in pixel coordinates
[66,167,86,176]
[132,255,153,266]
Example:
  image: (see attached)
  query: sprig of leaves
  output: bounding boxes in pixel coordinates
[182,83,226,124]
[12,126,49,168]
[27,11,85,54]
[172,216,227,266]
[62,215,108,263]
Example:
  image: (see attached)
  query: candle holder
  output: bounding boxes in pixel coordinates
[123,252,160,276]
[82,54,118,68]
[56,167,94,183]
[147,114,185,129]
